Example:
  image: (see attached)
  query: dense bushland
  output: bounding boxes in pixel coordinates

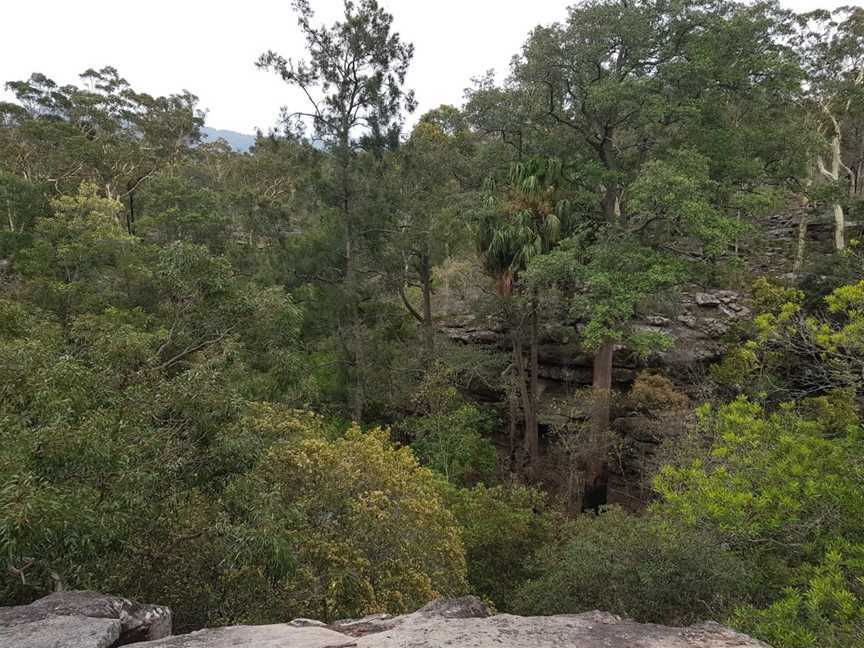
[2,1,864,645]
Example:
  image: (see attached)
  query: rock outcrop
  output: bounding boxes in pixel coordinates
[0,590,171,648]
[437,275,753,503]
[439,284,752,401]
[0,593,773,648]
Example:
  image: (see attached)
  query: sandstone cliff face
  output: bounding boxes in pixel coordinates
[437,268,753,504]
[0,593,773,648]
[436,205,850,420]
[437,268,752,425]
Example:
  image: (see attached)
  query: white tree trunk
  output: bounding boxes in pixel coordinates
[830,135,846,251]
[817,132,846,252]
[832,202,846,251]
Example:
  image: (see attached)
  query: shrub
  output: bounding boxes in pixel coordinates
[729,544,864,648]
[513,507,750,624]
[225,427,468,622]
[407,405,498,485]
[654,398,864,580]
[652,396,864,645]
[442,483,556,610]
[629,372,690,410]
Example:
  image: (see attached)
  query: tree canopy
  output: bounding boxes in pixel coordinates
[1,1,864,646]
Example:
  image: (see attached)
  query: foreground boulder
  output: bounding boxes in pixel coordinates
[144,596,771,648]
[0,591,171,648]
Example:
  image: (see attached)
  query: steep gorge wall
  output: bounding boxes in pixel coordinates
[433,208,852,504]
[437,279,750,505]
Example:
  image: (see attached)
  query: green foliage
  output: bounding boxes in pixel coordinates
[655,398,864,567]
[712,278,864,399]
[393,113,475,265]
[514,507,749,625]
[0,178,310,626]
[441,483,556,611]
[397,361,499,485]
[730,544,864,648]
[527,235,685,351]
[473,156,578,295]
[3,0,864,638]
[628,149,743,256]
[0,171,46,243]
[823,280,864,354]
[0,66,202,229]
[515,390,864,643]
[257,0,414,148]
[14,183,132,317]
[227,427,467,622]
[651,395,864,648]
[407,405,498,485]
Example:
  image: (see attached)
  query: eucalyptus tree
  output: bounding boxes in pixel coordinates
[0,67,203,233]
[258,0,415,423]
[673,0,804,263]
[478,0,803,500]
[795,6,864,251]
[464,72,535,163]
[511,0,803,217]
[843,91,864,199]
[526,149,735,509]
[389,108,476,358]
[511,0,708,220]
[473,0,707,482]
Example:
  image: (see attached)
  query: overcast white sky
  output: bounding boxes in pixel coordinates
[0,0,851,134]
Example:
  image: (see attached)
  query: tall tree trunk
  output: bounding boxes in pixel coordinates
[338,138,364,425]
[346,191,365,424]
[734,209,740,257]
[583,341,614,512]
[584,144,620,509]
[832,201,846,252]
[512,333,534,477]
[6,197,14,233]
[601,184,621,221]
[793,212,808,274]
[508,375,519,470]
[818,132,846,252]
[854,160,863,197]
[443,242,451,310]
[348,278,365,426]
[420,253,434,358]
[523,290,540,474]
[126,189,135,235]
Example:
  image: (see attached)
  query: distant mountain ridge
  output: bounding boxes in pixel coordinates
[201,126,256,152]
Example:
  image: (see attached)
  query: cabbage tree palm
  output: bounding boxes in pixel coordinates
[474,157,573,473]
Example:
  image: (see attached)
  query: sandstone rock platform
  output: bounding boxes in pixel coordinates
[0,590,171,648]
[1,593,773,648]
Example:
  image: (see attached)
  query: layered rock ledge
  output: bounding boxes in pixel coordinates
[0,590,171,647]
[1,593,772,648]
